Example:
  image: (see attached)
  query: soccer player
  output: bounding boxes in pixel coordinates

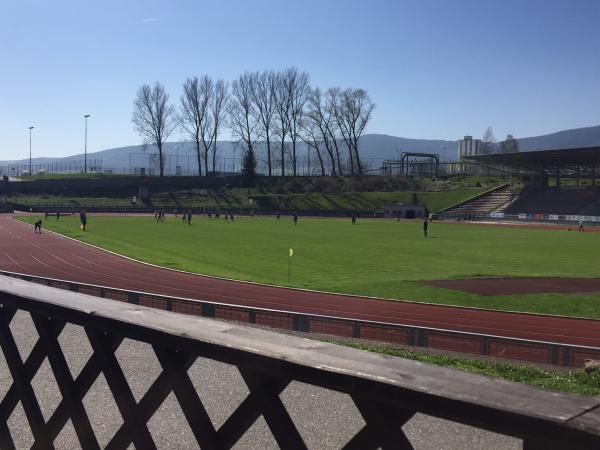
[579,219,584,232]
[187,211,192,225]
[80,210,87,231]
[293,213,298,225]
[423,218,429,237]
[351,212,356,224]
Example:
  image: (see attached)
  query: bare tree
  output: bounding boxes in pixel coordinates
[306,87,338,175]
[180,76,212,176]
[283,67,310,176]
[325,88,344,174]
[251,70,277,176]
[211,79,229,175]
[132,82,176,177]
[333,88,374,175]
[300,116,326,175]
[274,71,291,176]
[499,134,519,153]
[480,126,496,155]
[228,73,257,170]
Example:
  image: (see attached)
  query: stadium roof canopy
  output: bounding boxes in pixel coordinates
[465,147,600,173]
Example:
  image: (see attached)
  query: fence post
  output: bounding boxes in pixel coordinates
[293,315,310,332]
[481,337,490,356]
[201,303,215,318]
[550,345,560,365]
[562,347,572,367]
[127,292,139,305]
[416,329,427,347]
[408,328,417,347]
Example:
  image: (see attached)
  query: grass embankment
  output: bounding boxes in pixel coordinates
[18,215,600,318]
[17,173,127,181]
[330,340,600,397]
[5,187,487,212]
[5,195,132,207]
[242,189,488,212]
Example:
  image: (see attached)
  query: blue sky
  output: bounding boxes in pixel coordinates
[1,0,599,159]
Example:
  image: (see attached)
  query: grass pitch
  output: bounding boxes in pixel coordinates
[18,214,600,318]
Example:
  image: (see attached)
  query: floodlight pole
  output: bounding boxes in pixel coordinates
[29,126,34,175]
[84,115,90,173]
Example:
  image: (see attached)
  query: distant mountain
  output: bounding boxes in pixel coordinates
[2,125,599,175]
[514,125,600,151]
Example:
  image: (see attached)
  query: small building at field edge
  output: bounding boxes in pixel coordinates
[384,203,426,219]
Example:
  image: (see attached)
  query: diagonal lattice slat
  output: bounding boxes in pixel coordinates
[85,328,157,450]
[153,347,218,448]
[31,315,100,450]
[238,368,307,450]
[105,355,196,449]
[44,336,123,446]
[216,373,291,448]
[343,397,416,450]
[0,307,54,449]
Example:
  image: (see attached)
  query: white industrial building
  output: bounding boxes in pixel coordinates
[458,136,481,159]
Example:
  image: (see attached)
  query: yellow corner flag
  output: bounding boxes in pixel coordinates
[289,248,294,257]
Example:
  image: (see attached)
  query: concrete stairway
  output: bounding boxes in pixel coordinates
[439,185,512,219]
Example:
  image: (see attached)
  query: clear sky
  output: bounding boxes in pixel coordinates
[1,0,599,159]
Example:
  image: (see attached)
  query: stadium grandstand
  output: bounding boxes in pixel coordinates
[439,146,600,221]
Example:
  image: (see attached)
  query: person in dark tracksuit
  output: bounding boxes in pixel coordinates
[34,220,42,234]
[187,211,192,225]
[423,218,429,237]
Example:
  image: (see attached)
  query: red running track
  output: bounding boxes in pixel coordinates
[1,214,599,348]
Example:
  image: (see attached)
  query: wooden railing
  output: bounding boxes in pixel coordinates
[0,275,599,449]
[1,270,599,369]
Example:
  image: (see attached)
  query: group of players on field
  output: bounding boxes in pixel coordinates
[33,209,437,237]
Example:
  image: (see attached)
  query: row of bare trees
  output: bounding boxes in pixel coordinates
[131,68,375,177]
[480,126,519,154]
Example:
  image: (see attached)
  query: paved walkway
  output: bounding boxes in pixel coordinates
[0,310,521,449]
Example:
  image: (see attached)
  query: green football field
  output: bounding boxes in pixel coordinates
[17,215,600,318]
